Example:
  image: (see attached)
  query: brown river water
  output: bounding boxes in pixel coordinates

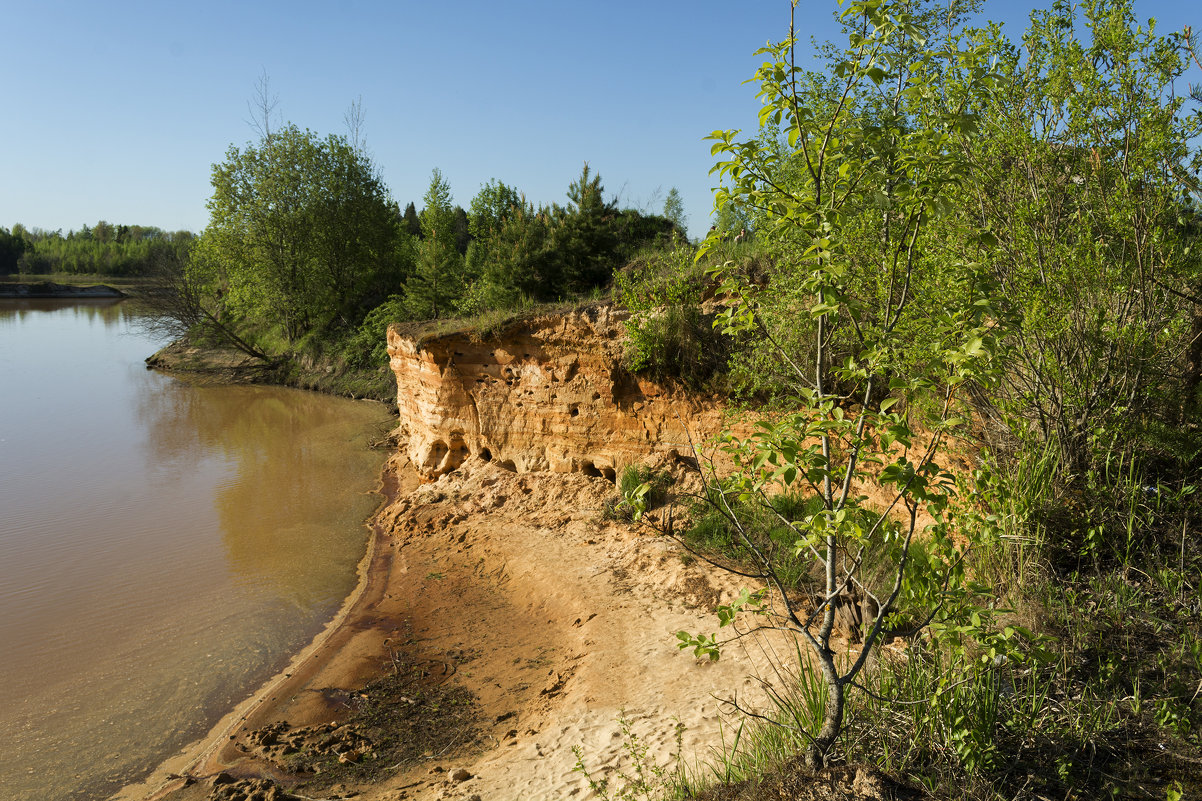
[0,299,392,801]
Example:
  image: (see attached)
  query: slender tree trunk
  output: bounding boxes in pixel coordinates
[806,658,844,769]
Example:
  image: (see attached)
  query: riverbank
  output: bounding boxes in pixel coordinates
[134,306,784,799]
[146,340,397,403]
[0,280,125,298]
[113,442,807,801]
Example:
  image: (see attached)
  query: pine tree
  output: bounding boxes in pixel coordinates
[404,169,465,319]
[402,202,422,238]
[662,187,687,233]
[552,163,618,293]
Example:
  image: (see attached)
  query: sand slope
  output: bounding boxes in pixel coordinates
[117,448,809,801]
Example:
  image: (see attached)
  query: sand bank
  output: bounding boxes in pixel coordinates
[114,450,790,801]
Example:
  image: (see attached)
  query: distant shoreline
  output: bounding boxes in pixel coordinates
[0,281,126,298]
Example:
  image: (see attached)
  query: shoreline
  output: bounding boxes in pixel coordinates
[112,454,419,801]
[0,280,126,298]
[112,447,789,801]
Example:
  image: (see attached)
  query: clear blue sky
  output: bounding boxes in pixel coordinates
[2,0,1197,241]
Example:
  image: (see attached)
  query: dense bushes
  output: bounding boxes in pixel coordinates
[607,0,1202,796]
[613,242,731,390]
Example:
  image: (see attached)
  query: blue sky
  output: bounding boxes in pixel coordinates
[2,0,1198,241]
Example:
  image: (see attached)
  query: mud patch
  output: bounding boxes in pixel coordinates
[238,658,480,796]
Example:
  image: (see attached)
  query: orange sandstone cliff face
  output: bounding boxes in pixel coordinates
[387,304,724,479]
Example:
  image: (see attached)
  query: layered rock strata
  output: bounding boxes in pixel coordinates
[387,304,724,479]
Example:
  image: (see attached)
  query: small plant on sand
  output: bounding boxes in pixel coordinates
[572,712,687,801]
[609,465,673,523]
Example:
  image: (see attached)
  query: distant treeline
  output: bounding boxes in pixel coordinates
[0,223,194,277]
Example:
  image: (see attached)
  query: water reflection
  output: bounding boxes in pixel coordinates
[0,300,391,801]
[137,381,385,607]
[0,297,126,327]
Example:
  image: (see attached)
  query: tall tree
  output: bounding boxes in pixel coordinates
[401,202,422,238]
[452,205,471,255]
[0,226,29,275]
[662,186,687,233]
[552,163,618,293]
[404,169,465,319]
[201,123,403,342]
[678,0,1007,769]
[464,179,526,286]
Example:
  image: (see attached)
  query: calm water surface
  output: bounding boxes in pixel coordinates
[0,300,391,801]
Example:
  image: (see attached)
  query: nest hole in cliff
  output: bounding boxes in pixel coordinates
[580,460,616,483]
[478,447,492,463]
[448,440,470,468]
[570,405,580,417]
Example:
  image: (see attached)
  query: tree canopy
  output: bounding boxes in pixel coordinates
[195,123,406,342]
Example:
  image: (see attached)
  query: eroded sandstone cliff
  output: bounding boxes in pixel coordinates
[387,303,725,479]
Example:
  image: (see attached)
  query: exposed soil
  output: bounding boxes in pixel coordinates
[144,341,281,384]
[117,442,870,801]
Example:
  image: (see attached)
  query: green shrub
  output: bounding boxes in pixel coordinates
[683,488,824,592]
[610,465,674,523]
[341,295,409,368]
[614,244,730,390]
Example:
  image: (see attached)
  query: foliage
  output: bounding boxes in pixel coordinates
[874,447,1202,799]
[663,187,688,233]
[139,238,273,361]
[613,464,674,522]
[200,123,406,344]
[6,223,192,277]
[342,294,408,368]
[404,169,465,320]
[466,179,524,245]
[463,182,557,307]
[961,0,1202,479]
[614,242,731,389]
[545,163,620,294]
[401,201,422,238]
[455,167,680,314]
[0,225,31,274]
[682,490,823,594]
[677,0,1016,771]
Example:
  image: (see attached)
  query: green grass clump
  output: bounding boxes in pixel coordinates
[682,490,823,592]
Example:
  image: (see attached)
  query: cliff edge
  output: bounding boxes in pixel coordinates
[388,303,726,479]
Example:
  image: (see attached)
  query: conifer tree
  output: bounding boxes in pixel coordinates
[401,202,422,238]
[552,163,617,293]
[404,169,464,319]
[662,186,687,233]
